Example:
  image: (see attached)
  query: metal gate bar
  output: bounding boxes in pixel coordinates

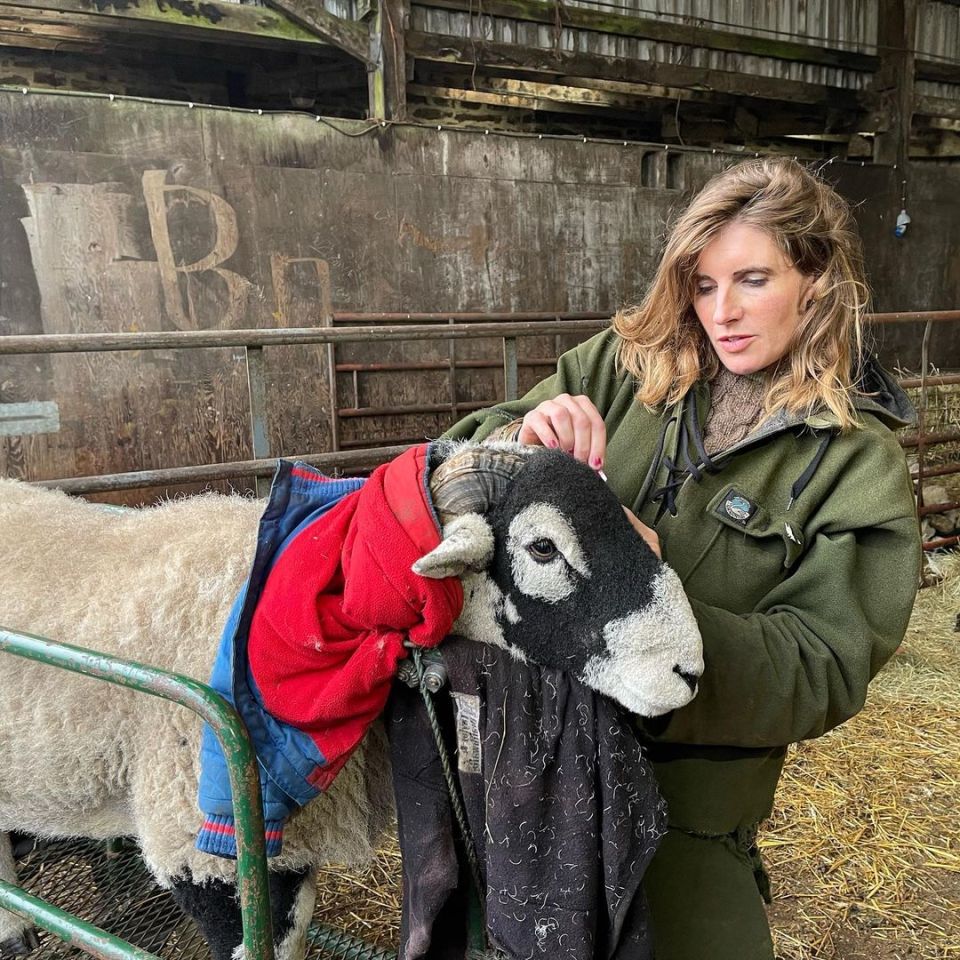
[0,628,275,960]
[0,881,162,960]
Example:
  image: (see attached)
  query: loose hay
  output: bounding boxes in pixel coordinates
[313,842,403,951]
[314,556,960,959]
[765,553,960,960]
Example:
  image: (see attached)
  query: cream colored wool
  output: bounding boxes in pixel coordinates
[0,480,393,889]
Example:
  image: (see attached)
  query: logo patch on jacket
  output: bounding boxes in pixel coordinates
[719,490,757,525]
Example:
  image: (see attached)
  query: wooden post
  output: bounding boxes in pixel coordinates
[873,0,918,168]
[368,0,409,119]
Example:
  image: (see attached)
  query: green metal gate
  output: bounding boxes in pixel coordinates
[0,628,394,960]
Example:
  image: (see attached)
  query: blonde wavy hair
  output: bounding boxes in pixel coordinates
[613,157,869,429]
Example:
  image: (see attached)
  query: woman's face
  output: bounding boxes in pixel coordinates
[692,221,813,376]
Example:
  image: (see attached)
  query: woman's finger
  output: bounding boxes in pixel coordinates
[518,395,606,470]
[570,396,607,470]
[517,409,558,448]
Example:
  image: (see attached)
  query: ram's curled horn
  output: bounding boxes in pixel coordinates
[430,441,532,526]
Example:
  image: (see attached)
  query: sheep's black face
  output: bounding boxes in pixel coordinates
[417,447,704,717]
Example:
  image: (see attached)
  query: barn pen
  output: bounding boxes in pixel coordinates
[1,309,959,959]
[2,0,960,951]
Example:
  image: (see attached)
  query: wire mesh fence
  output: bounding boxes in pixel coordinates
[12,837,395,960]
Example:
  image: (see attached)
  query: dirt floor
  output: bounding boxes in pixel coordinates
[315,552,960,960]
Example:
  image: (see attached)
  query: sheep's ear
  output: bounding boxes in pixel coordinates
[413,513,495,579]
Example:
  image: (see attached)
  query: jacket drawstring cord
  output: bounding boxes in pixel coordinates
[649,394,722,521]
[787,430,834,511]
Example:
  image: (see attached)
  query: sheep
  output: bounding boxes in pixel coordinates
[0,440,703,960]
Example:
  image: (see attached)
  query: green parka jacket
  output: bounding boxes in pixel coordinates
[443,328,921,838]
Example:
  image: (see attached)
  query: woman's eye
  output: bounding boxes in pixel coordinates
[528,538,558,562]
[744,277,768,287]
[695,284,714,296]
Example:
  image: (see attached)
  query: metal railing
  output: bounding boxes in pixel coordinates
[0,307,959,955]
[2,307,959,513]
[0,315,607,495]
[0,628,274,960]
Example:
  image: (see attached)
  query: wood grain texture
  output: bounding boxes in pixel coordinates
[0,92,958,501]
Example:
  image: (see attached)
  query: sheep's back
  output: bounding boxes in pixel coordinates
[0,481,261,861]
[0,480,393,884]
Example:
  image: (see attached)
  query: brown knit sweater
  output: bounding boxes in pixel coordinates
[702,367,768,456]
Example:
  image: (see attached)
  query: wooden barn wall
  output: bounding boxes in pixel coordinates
[1,91,958,500]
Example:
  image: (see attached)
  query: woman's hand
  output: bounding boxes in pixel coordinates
[623,506,661,559]
[518,394,606,470]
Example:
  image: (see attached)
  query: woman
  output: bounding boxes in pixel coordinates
[443,158,921,959]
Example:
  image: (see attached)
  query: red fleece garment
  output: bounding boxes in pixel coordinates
[247,445,464,789]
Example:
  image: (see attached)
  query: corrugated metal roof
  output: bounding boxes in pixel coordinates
[916,0,960,62]
[412,1,877,90]
[564,0,877,52]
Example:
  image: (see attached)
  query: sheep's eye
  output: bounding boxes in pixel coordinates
[527,538,558,562]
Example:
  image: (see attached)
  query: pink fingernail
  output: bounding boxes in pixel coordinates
[546,439,558,448]
[592,457,603,469]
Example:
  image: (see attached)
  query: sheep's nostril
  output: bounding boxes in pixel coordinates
[673,664,699,692]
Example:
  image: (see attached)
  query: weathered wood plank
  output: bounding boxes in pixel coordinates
[409,80,655,116]
[413,0,880,74]
[371,0,409,119]
[0,0,332,50]
[872,0,917,166]
[263,0,370,63]
[915,94,960,122]
[0,11,106,48]
[916,58,960,86]
[406,30,875,110]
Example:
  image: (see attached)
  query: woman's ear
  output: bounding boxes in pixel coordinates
[801,274,819,310]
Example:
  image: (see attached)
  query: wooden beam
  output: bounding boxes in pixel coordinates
[0,0,334,51]
[910,130,960,158]
[872,0,917,166]
[262,0,371,63]
[915,94,960,122]
[0,12,102,47]
[369,0,408,119]
[414,0,879,73]
[915,58,960,86]
[406,30,874,110]
[408,82,648,120]
[409,81,594,113]
[924,116,960,133]
[418,75,657,111]
[561,75,715,104]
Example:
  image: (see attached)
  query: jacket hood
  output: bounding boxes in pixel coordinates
[647,358,914,521]
[852,357,916,429]
[700,357,916,453]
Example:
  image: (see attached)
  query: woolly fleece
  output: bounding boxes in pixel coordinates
[0,480,394,888]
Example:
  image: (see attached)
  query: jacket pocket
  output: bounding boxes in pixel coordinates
[706,484,805,570]
[677,486,805,599]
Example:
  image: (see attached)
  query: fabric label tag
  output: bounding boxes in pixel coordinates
[451,692,482,775]
[717,488,758,525]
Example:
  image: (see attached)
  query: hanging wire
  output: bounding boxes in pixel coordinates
[2,84,879,165]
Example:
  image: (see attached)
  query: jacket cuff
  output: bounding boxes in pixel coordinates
[196,814,285,859]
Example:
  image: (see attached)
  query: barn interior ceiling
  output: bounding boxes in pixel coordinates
[0,0,957,158]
